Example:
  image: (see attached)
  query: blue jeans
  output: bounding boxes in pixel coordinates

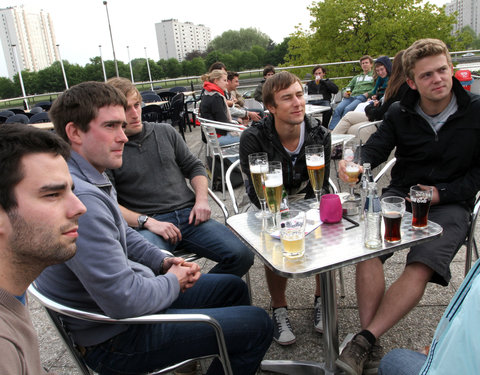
[378,349,426,375]
[329,95,367,129]
[84,274,274,375]
[218,133,240,146]
[138,207,254,277]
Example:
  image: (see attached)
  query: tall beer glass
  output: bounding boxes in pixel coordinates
[305,145,325,209]
[264,161,283,230]
[248,152,270,218]
[410,185,433,229]
[343,140,361,200]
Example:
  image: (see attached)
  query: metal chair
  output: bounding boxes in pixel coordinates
[198,116,245,200]
[5,113,29,124]
[166,93,187,140]
[28,283,233,375]
[373,157,480,276]
[29,112,50,124]
[141,93,162,104]
[356,120,382,144]
[141,104,165,123]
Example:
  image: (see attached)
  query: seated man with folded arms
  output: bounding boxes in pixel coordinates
[336,38,480,375]
[36,81,273,375]
[107,77,253,278]
[226,71,262,123]
[0,124,86,374]
[240,71,331,346]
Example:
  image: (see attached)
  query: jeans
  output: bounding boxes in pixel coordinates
[138,207,254,277]
[218,133,240,146]
[84,274,274,375]
[378,349,426,375]
[329,95,367,129]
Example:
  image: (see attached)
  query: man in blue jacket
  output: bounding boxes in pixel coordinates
[336,39,480,375]
[36,81,273,375]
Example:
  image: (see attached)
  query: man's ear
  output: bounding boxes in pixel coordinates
[65,122,82,146]
[406,77,417,91]
[266,103,275,115]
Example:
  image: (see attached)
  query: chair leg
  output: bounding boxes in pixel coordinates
[338,268,345,298]
[220,158,226,200]
[210,156,216,190]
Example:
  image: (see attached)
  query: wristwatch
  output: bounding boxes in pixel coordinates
[137,215,149,229]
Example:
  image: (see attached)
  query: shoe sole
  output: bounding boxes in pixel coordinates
[273,337,296,346]
[314,324,324,334]
[335,358,359,375]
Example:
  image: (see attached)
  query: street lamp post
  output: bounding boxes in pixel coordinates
[56,44,69,89]
[99,45,107,82]
[127,46,134,83]
[144,47,153,90]
[102,1,119,77]
[11,44,29,110]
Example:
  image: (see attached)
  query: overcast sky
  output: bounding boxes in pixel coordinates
[0,0,450,78]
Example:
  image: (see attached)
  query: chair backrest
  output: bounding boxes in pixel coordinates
[0,110,15,118]
[226,159,242,214]
[9,108,26,114]
[373,157,396,183]
[29,112,50,124]
[29,106,44,114]
[169,92,185,123]
[141,104,164,123]
[5,113,29,124]
[169,86,187,93]
[34,101,52,111]
[141,93,162,104]
[28,283,233,375]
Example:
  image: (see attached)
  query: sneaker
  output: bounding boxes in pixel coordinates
[314,297,323,333]
[272,307,296,345]
[363,340,383,375]
[335,334,372,375]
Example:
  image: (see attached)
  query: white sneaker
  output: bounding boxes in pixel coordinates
[272,307,296,345]
[314,297,324,333]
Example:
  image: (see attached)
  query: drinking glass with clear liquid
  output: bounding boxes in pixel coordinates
[248,152,270,218]
[264,161,283,230]
[305,145,325,209]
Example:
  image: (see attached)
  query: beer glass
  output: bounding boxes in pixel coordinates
[343,140,361,200]
[248,152,270,218]
[410,185,433,230]
[381,196,405,243]
[305,145,325,209]
[264,161,283,230]
[280,210,306,259]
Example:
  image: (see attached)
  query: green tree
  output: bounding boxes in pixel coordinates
[165,58,182,78]
[0,77,16,99]
[264,37,290,66]
[458,26,480,49]
[210,28,271,52]
[84,56,108,82]
[286,0,458,78]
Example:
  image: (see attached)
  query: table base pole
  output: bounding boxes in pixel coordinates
[261,360,337,375]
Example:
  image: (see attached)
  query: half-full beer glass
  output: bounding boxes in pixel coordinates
[248,152,270,218]
[410,185,433,230]
[280,210,306,258]
[305,145,325,209]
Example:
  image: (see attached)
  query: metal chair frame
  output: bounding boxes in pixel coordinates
[28,283,233,375]
[374,157,480,276]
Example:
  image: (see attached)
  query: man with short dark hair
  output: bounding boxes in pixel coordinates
[226,71,262,122]
[336,38,480,375]
[329,55,375,129]
[240,71,331,346]
[0,124,86,374]
[36,81,273,375]
[254,65,276,102]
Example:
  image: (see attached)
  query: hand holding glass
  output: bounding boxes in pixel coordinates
[280,210,306,258]
[305,145,325,209]
[381,196,405,243]
[248,152,270,218]
[343,140,360,200]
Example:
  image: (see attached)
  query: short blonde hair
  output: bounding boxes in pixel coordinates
[403,38,452,80]
[107,77,141,102]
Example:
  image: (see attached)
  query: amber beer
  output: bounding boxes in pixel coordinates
[307,160,325,192]
[250,164,268,201]
[281,235,305,258]
[383,212,402,242]
[345,164,361,183]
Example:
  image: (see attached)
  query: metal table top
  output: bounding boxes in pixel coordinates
[227,200,443,279]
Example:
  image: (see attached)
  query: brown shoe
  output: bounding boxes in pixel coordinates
[363,340,384,375]
[335,334,372,375]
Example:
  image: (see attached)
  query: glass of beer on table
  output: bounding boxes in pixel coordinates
[280,210,306,258]
[248,152,270,218]
[381,196,405,243]
[410,185,433,230]
[305,145,325,209]
[264,161,284,230]
[343,140,361,200]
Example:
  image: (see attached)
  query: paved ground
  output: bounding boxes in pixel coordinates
[29,123,478,374]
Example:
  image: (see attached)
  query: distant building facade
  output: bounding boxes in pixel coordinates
[446,0,480,35]
[155,19,211,62]
[0,6,59,80]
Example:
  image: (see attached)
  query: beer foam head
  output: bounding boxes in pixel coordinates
[346,164,360,173]
[306,155,324,167]
[250,164,268,173]
[265,173,283,187]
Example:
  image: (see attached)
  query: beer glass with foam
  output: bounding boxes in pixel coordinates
[305,145,325,209]
[264,161,283,230]
[380,196,405,242]
[248,152,270,218]
[343,139,361,200]
[410,185,433,230]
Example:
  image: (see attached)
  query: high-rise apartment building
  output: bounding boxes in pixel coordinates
[0,5,59,79]
[446,0,480,35]
[155,19,211,62]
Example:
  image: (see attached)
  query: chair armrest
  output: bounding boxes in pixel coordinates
[373,158,396,183]
[208,188,229,222]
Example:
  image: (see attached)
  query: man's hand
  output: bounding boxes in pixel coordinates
[247,111,261,121]
[406,184,440,205]
[144,218,182,244]
[189,200,211,226]
[166,260,201,292]
[338,159,364,184]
